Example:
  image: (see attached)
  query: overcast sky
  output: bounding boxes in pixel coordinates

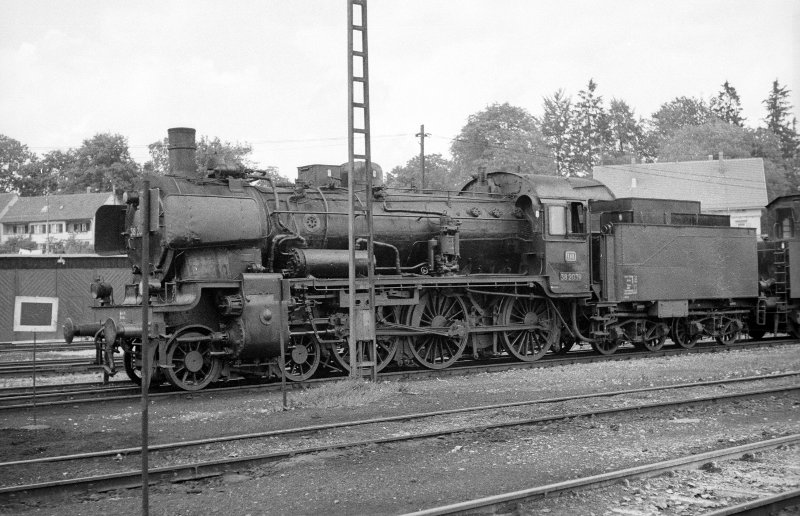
[1,0,798,179]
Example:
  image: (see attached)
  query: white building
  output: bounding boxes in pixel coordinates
[0,192,116,251]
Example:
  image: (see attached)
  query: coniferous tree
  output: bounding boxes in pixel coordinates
[763,79,799,159]
[710,81,745,126]
[569,79,610,176]
[540,90,573,176]
[607,99,645,158]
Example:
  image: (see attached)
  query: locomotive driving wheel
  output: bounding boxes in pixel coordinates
[671,318,699,349]
[282,334,321,381]
[500,296,559,361]
[331,306,401,373]
[408,291,468,369]
[164,328,222,391]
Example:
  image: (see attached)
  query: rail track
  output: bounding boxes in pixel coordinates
[0,337,796,410]
[406,436,800,515]
[1,373,797,506]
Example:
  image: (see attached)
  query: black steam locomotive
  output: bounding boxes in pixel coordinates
[62,127,790,391]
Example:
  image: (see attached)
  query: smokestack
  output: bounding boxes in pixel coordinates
[167,127,197,178]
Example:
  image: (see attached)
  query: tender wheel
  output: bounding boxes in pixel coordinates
[331,306,401,373]
[283,334,321,381]
[500,297,559,361]
[715,316,740,346]
[591,338,619,355]
[164,328,222,391]
[641,321,667,352]
[408,291,468,369]
[671,318,699,349]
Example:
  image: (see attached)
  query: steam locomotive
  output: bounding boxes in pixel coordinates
[62,127,793,391]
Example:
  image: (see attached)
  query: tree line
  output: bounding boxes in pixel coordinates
[0,133,282,197]
[1,79,797,201]
[388,79,799,201]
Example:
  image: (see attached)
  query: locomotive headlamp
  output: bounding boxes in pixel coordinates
[123,191,139,206]
[90,281,114,302]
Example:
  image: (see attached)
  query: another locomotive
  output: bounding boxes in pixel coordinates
[63,127,764,391]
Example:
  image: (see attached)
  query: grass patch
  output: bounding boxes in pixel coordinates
[290,378,401,409]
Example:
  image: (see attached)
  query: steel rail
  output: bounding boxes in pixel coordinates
[701,488,800,515]
[1,372,797,468]
[401,435,800,516]
[0,339,797,410]
[0,384,797,503]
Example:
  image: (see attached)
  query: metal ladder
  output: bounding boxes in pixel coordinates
[347,0,378,380]
[773,247,789,332]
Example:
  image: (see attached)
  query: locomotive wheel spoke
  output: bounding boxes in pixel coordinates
[408,292,468,370]
[715,316,740,346]
[283,334,321,381]
[330,307,401,373]
[642,321,666,352]
[591,338,619,355]
[671,317,699,349]
[500,297,559,362]
[165,329,222,391]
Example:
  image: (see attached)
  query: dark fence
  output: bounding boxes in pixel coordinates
[0,254,129,341]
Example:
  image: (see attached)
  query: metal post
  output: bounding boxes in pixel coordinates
[347,1,358,376]
[140,179,151,516]
[415,125,430,190]
[32,331,37,425]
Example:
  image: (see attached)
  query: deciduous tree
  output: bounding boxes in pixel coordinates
[386,154,456,190]
[450,103,555,181]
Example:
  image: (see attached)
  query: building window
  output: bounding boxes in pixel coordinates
[50,223,63,233]
[70,222,90,233]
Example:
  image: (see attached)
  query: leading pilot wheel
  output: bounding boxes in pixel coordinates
[282,334,321,381]
[500,297,559,361]
[123,342,163,386]
[164,328,222,391]
[408,291,468,370]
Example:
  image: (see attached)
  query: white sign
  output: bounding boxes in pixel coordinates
[13,296,59,332]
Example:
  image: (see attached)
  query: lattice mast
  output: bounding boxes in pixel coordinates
[347,0,377,379]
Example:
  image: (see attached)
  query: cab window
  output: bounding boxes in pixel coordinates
[777,208,794,239]
[548,206,566,236]
[570,202,586,234]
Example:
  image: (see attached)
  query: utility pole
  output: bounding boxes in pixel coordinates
[415,124,430,190]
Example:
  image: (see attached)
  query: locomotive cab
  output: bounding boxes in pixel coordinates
[758,195,800,337]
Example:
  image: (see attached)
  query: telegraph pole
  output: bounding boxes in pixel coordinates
[415,124,430,190]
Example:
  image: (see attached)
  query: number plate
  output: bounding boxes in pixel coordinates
[559,272,583,282]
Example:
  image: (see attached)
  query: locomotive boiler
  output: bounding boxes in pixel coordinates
[63,127,763,391]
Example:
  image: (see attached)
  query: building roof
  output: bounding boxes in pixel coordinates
[592,157,768,211]
[0,193,17,214]
[1,192,116,224]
